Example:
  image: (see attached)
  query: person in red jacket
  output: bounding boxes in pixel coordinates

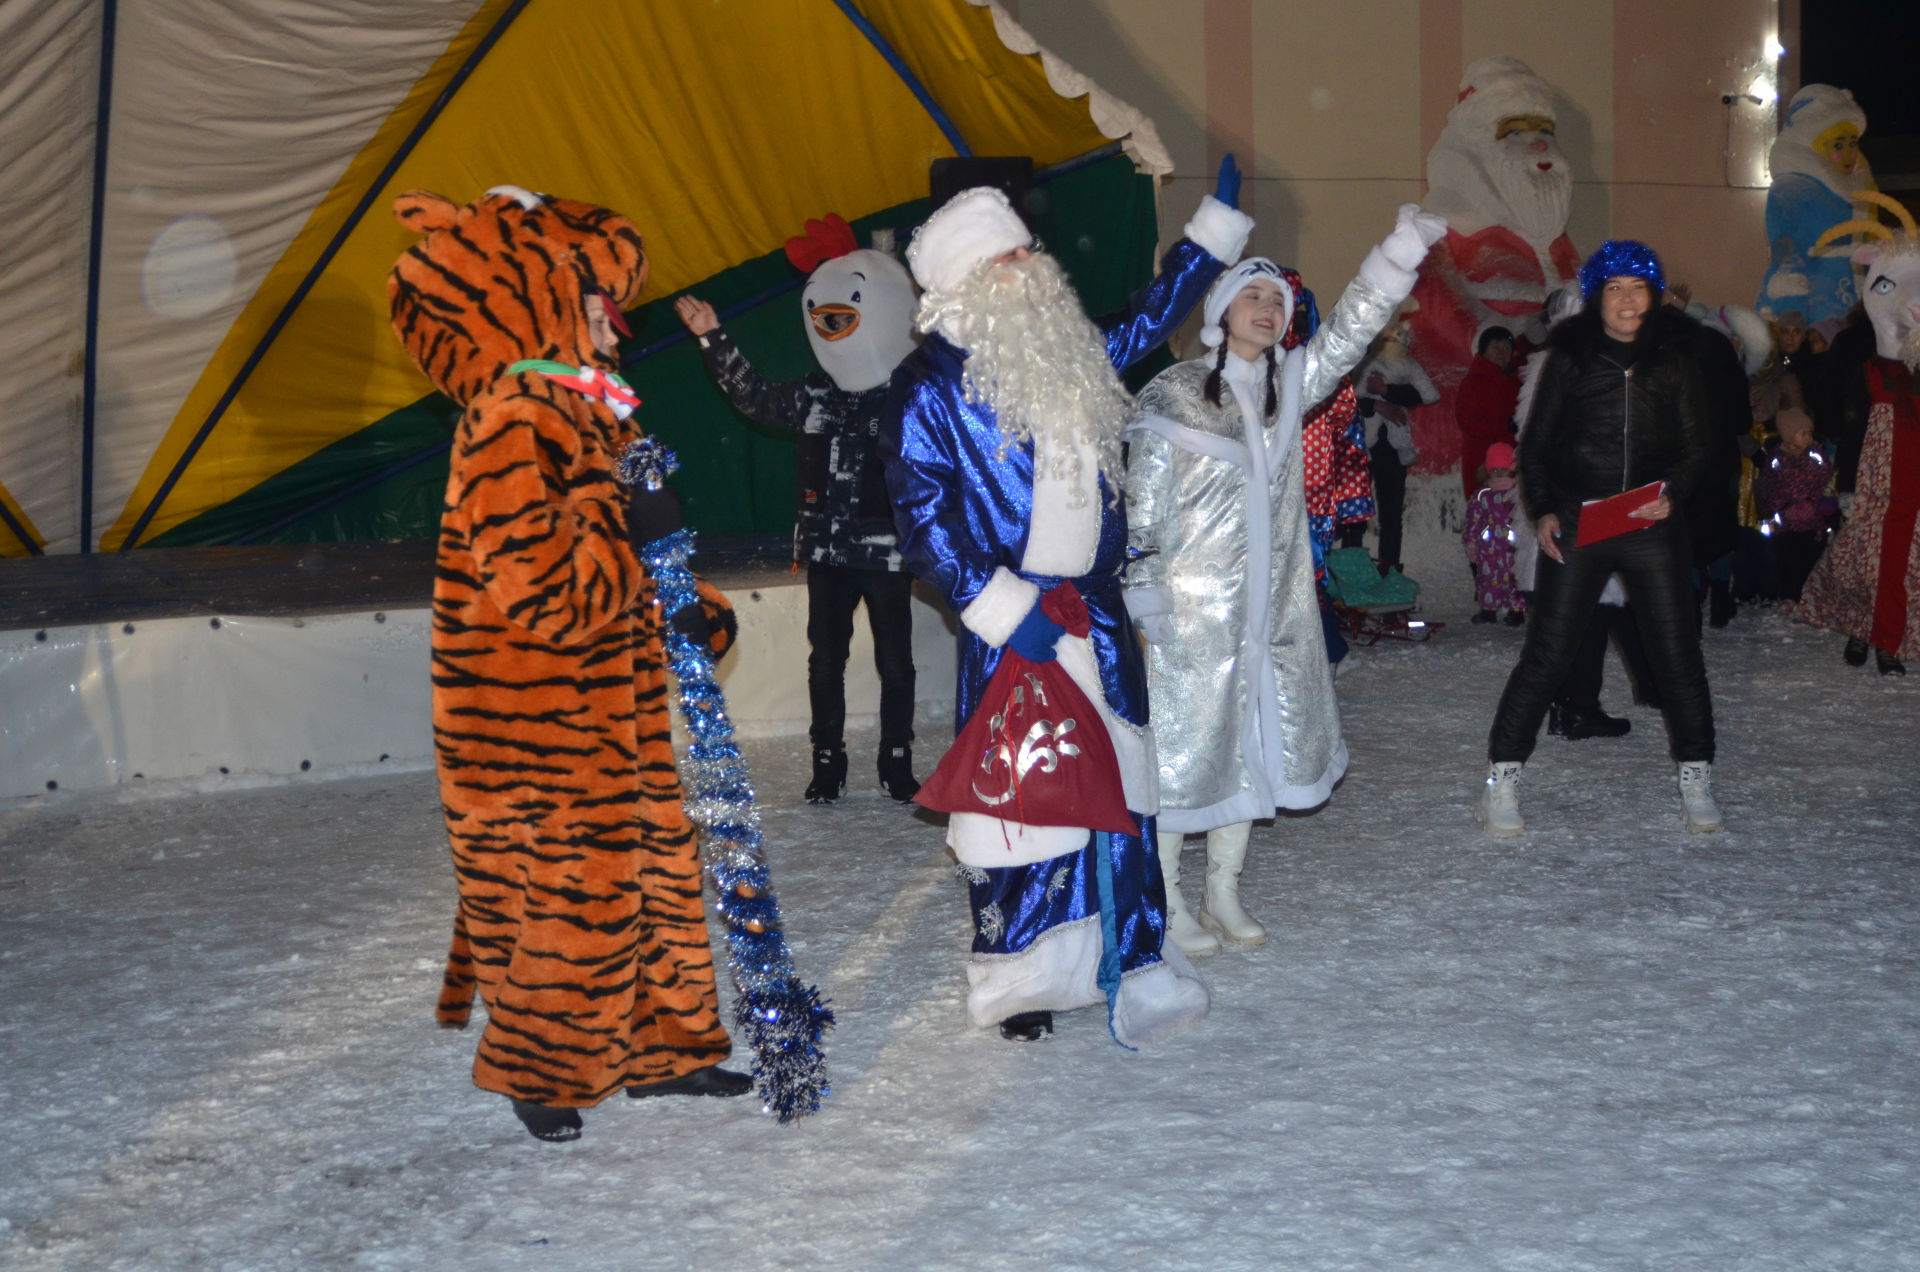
[1456,326,1519,497]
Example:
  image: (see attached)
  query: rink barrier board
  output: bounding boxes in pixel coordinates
[0,575,960,802]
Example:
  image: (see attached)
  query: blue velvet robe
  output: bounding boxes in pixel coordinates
[882,240,1224,979]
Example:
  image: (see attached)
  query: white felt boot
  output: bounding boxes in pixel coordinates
[1677,761,1723,833]
[1156,829,1221,958]
[1477,762,1525,838]
[1198,821,1266,948]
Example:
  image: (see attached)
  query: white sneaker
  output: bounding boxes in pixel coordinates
[1476,762,1525,837]
[1678,761,1722,833]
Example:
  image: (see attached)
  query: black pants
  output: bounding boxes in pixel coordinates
[1489,520,1713,763]
[807,563,916,751]
[1368,438,1408,570]
[1770,530,1827,602]
[1556,602,1658,710]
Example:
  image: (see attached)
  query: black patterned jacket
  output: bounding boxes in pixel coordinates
[696,327,901,571]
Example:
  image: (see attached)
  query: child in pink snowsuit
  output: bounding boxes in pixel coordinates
[1465,441,1526,624]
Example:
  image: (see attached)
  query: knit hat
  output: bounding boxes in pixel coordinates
[1199,257,1293,349]
[1578,239,1664,301]
[906,187,1032,295]
[1484,441,1515,470]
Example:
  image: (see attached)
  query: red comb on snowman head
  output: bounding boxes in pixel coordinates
[784,214,859,273]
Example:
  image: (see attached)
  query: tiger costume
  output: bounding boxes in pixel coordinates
[389,186,740,1132]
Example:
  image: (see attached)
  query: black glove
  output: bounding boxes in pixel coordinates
[628,485,685,550]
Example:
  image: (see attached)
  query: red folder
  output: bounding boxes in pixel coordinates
[1574,480,1667,547]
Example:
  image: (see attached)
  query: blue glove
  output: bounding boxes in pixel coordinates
[1007,600,1065,663]
[1213,153,1242,210]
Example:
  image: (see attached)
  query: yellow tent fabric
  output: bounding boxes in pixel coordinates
[105,0,1148,550]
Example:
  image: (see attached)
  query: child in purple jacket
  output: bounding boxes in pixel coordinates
[1754,408,1838,601]
[1465,441,1526,625]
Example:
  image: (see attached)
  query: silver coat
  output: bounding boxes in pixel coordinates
[1123,272,1402,831]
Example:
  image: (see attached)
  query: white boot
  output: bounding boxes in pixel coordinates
[1156,829,1221,958]
[1477,761,1525,837]
[1677,761,1723,833]
[1198,821,1266,947]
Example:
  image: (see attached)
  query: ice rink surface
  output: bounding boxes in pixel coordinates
[2,607,1915,1271]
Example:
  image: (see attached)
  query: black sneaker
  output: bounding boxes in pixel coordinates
[511,1099,583,1142]
[805,747,847,804]
[999,1010,1054,1042]
[626,1066,754,1099]
[1877,650,1906,677]
[1844,637,1870,667]
[1502,610,1526,627]
[1471,609,1497,625]
[878,746,920,803]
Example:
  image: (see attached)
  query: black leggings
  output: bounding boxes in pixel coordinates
[1489,520,1713,763]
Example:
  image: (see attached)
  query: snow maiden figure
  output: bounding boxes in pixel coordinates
[1756,85,1876,342]
[1790,193,1920,675]
[1124,205,1445,956]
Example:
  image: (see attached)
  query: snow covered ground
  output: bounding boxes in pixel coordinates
[2,606,1915,1271]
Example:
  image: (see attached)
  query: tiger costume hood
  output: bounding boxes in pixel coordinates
[388,184,648,406]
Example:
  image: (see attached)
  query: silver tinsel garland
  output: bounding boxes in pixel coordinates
[634,521,833,1123]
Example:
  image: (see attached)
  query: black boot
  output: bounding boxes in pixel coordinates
[999,1010,1054,1042]
[1471,609,1497,624]
[1844,637,1870,667]
[805,746,847,804]
[1708,579,1737,628]
[1877,649,1907,677]
[626,1066,754,1099]
[878,746,920,802]
[1549,702,1631,740]
[511,1099,583,1142]
[1502,610,1527,627]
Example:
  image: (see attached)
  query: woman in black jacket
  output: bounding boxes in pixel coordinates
[1479,241,1722,836]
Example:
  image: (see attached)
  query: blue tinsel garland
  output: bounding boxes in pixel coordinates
[634,524,834,1123]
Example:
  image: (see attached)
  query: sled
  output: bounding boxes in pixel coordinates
[1323,547,1442,646]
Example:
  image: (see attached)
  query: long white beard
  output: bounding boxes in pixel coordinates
[916,252,1132,502]
[1487,143,1573,245]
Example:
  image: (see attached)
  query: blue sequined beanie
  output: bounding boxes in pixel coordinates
[1578,239,1665,301]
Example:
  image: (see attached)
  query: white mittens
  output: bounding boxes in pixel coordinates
[1358,204,1448,299]
[1136,612,1176,646]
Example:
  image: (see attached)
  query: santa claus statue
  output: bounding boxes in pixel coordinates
[1405,55,1580,486]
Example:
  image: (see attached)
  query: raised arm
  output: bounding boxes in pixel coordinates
[677,295,813,431]
[1302,205,1447,405]
[1100,167,1254,370]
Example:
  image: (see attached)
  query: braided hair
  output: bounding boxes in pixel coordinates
[1201,341,1282,422]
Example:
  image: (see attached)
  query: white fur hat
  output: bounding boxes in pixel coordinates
[906,187,1032,295]
[1448,56,1556,134]
[1781,84,1866,144]
[1199,257,1291,349]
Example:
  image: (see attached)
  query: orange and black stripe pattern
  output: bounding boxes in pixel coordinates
[390,189,735,1107]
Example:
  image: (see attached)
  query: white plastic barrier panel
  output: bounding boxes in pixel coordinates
[0,579,962,801]
[0,609,435,800]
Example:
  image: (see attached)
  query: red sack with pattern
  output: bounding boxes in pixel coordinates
[915,583,1135,833]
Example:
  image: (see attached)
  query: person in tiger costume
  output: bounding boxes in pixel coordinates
[389,185,749,1142]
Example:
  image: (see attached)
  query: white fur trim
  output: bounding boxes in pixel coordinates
[960,567,1040,647]
[1022,437,1101,576]
[1357,245,1418,299]
[965,915,1104,1027]
[1111,947,1211,1047]
[1124,584,1174,620]
[1183,195,1253,267]
[1055,632,1157,815]
[908,187,1031,295]
[949,815,1091,870]
[483,184,543,210]
[1157,740,1349,833]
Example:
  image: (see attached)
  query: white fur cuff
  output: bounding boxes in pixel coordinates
[960,567,1040,647]
[1356,246,1418,303]
[1183,196,1253,267]
[1124,585,1173,620]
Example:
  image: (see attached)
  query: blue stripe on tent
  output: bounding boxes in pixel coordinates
[119,0,533,551]
[0,493,44,556]
[228,146,1129,543]
[80,0,119,553]
[829,0,971,158]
